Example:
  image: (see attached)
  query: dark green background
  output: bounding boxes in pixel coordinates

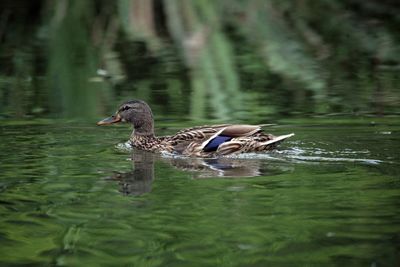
[1,0,399,120]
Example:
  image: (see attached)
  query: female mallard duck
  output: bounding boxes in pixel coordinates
[97,100,294,157]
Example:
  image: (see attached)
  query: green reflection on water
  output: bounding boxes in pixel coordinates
[0,118,399,266]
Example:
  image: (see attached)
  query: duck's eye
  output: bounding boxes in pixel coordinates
[120,106,131,112]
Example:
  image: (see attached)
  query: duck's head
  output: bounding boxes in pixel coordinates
[97,100,154,136]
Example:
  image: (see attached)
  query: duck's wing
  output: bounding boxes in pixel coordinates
[172,124,228,138]
[216,133,295,155]
[174,124,270,155]
[167,124,292,156]
[165,124,261,154]
[219,124,264,137]
[163,125,220,153]
[173,124,270,137]
[170,124,252,142]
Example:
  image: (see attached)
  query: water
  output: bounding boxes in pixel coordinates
[0,118,399,266]
[2,1,400,265]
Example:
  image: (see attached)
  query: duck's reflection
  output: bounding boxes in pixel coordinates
[108,149,289,196]
[167,157,262,178]
[108,150,155,196]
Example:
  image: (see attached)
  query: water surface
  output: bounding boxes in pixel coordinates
[0,118,399,266]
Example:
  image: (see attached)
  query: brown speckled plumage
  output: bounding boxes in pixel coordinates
[97,100,294,157]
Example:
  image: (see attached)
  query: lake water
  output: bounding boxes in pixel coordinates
[0,118,399,266]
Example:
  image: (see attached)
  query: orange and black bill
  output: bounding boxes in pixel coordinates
[97,114,121,125]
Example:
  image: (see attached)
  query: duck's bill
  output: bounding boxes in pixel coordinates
[97,114,121,125]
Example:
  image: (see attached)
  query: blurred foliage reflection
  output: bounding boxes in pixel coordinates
[0,0,399,119]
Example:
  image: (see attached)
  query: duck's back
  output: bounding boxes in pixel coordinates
[163,124,279,156]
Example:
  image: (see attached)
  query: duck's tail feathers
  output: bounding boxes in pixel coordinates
[259,124,277,127]
[258,133,294,151]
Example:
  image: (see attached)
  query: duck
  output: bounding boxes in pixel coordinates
[97,100,294,157]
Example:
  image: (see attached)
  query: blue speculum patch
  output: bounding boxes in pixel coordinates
[203,135,233,152]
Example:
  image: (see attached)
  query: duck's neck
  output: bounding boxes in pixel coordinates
[131,120,155,138]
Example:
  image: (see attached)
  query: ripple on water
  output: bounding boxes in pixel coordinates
[272,146,383,165]
[115,141,132,151]
[117,140,384,166]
